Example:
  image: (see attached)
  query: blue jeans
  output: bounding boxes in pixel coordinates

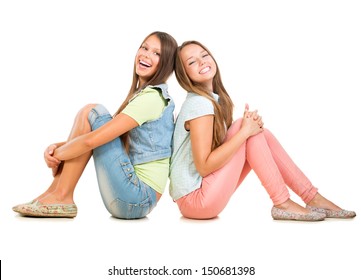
[88,104,157,219]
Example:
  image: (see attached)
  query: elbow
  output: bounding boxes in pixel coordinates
[195,161,212,178]
[199,171,209,178]
[197,167,211,178]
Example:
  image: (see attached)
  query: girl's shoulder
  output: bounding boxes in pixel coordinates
[147,83,172,100]
[185,92,209,103]
[183,92,217,106]
[147,83,167,91]
[179,92,215,116]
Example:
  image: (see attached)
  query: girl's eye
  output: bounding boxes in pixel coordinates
[154,52,160,56]
[202,54,209,58]
[188,61,195,66]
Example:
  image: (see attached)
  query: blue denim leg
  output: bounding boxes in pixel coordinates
[88,104,157,219]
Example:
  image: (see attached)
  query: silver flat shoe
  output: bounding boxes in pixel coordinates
[271,206,326,221]
[306,205,356,219]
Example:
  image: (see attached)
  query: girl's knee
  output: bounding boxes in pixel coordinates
[225,118,244,140]
[74,104,98,123]
[79,103,98,116]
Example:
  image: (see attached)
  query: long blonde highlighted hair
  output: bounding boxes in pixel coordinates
[175,41,234,150]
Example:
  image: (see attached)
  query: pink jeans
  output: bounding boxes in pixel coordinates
[176,118,318,219]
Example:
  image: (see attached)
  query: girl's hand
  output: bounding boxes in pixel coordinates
[242,104,264,137]
[243,103,250,116]
[44,144,61,176]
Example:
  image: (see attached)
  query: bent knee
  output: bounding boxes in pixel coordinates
[78,103,98,117]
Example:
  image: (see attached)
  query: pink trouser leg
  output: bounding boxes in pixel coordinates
[260,129,318,203]
[177,118,318,219]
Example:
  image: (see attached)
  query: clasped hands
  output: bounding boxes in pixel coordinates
[44,144,61,176]
[243,103,264,136]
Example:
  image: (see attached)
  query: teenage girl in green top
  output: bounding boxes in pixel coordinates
[13,31,178,219]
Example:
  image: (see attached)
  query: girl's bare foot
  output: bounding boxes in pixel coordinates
[274,198,311,215]
[38,191,75,205]
[306,193,356,218]
[307,193,342,211]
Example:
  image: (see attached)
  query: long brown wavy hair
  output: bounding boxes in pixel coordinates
[175,40,234,150]
[113,31,178,150]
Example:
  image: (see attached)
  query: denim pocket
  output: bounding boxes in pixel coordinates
[109,197,151,219]
[119,161,139,186]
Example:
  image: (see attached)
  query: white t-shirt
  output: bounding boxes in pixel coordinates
[169,92,218,200]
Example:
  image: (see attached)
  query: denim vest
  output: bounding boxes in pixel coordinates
[128,84,175,165]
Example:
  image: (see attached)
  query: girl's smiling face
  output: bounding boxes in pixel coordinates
[135,34,161,86]
[180,43,217,91]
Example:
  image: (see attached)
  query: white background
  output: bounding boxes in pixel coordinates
[1,1,360,279]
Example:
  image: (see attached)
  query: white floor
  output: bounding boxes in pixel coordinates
[1,170,360,280]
